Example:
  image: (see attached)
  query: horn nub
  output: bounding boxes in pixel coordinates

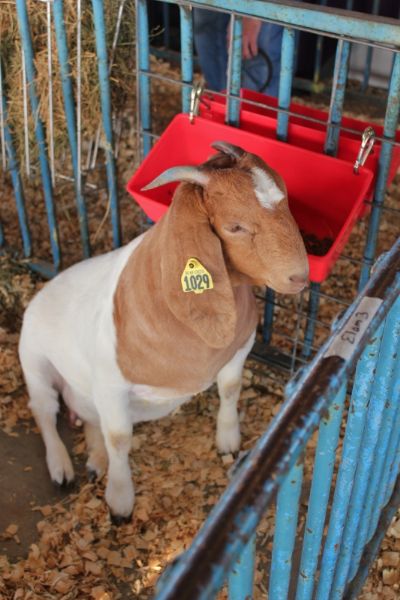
[141,166,210,190]
[211,141,245,159]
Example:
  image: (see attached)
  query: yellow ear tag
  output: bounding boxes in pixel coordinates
[181,258,214,294]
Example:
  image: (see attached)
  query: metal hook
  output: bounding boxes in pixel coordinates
[189,81,205,124]
[353,126,375,174]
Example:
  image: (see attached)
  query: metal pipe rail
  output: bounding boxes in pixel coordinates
[161,0,400,48]
[154,236,400,599]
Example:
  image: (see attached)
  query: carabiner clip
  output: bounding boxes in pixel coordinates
[189,81,205,124]
[353,126,375,174]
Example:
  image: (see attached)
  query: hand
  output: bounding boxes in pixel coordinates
[242,18,262,60]
[227,17,262,60]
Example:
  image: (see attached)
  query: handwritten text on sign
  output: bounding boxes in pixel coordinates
[324,297,383,361]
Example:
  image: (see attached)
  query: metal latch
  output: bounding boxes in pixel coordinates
[354,126,375,174]
[189,81,205,124]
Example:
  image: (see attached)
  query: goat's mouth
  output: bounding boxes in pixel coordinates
[264,279,308,295]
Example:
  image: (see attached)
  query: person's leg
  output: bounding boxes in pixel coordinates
[193,9,230,91]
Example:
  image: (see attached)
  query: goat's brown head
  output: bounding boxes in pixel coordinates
[143,141,308,295]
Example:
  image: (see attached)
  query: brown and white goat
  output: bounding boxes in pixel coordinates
[19,142,308,522]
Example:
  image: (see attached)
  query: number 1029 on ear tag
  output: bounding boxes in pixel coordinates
[181,258,214,294]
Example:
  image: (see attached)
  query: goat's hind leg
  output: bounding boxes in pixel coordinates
[23,363,74,486]
[216,330,256,455]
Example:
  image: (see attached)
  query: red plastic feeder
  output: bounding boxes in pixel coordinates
[127,114,374,283]
[199,89,400,192]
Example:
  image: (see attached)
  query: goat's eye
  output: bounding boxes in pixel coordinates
[225,223,247,234]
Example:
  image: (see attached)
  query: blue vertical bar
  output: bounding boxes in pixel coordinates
[91,0,121,248]
[316,322,384,600]
[271,26,296,348]
[349,299,400,579]
[262,288,275,344]
[228,533,256,600]
[226,15,242,126]
[1,68,31,257]
[361,0,380,92]
[313,0,327,87]
[325,39,351,156]
[301,282,320,359]
[384,418,400,504]
[136,0,152,157]
[15,0,60,270]
[269,460,304,600]
[180,6,193,114]
[331,302,400,598]
[362,46,374,93]
[368,389,400,539]
[295,385,347,600]
[53,0,90,258]
[344,474,400,600]
[277,27,296,142]
[360,52,400,288]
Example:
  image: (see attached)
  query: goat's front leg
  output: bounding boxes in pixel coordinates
[84,422,108,481]
[216,330,256,454]
[94,388,134,523]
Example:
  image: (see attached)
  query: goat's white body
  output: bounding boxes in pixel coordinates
[19,232,255,517]
[20,233,209,418]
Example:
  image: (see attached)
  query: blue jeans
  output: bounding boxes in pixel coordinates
[193,9,284,97]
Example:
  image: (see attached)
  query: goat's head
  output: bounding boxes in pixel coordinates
[143,141,308,295]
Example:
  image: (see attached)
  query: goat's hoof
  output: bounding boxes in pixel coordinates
[110,512,132,526]
[52,477,75,490]
[87,468,99,483]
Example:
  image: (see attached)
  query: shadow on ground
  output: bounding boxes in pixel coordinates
[0,420,82,560]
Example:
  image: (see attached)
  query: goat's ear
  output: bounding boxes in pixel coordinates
[160,186,237,349]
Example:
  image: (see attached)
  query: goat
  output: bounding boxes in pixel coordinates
[19,141,308,523]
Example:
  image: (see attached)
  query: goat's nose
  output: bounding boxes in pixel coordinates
[289,273,309,286]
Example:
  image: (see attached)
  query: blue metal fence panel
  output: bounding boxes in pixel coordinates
[360,50,400,288]
[316,321,385,600]
[330,300,400,598]
[295,384,347,600]
[349,297,400,581]
[15,0,61,270]
[368,363,400,540]
[154,238,400,600]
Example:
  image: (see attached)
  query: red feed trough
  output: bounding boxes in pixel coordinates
[199,89,400,191]
[127,114,374,283]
